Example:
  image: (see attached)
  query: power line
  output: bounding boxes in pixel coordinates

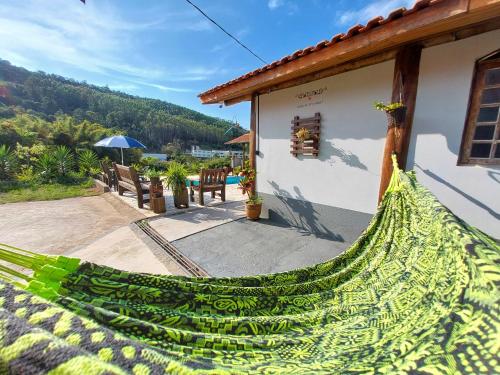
[184,0,268,65]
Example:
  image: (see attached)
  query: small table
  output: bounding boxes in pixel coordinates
[150,196,166,213]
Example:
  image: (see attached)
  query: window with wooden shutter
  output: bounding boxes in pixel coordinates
[459,50,500,165]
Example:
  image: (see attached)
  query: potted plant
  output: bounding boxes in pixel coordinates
[145,168,162,186]
[296,127,316,143]
[238,166,262,220]
[373,101,406,127]
[165,162,189,208]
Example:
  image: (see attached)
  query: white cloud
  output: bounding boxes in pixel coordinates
[267,1,298,15]
[184,20,213,32]
[137,82,197,93]
[0,0,220,84]
[108,83,140,92]
[0,0,166,79]
[210,28,249,53]
[337,0,415,26]
[268,0,285,10]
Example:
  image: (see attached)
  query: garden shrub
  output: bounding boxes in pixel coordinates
[52,145,75,177]
[78,149,100,177]
[0,145,17,180]
[36,151,57,183]
[16,166,39,184]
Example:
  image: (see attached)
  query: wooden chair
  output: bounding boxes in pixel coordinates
[100,161,114,190]
[113,163,150,209]
[190,168,227,206]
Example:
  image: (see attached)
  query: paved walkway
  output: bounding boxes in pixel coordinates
[149,201,246,242]
[70,226,170,274]
[0,189,362,278]
[0,194,171,274]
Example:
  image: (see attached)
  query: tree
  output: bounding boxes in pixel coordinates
[162,141,182,157]
[0,58,246,152]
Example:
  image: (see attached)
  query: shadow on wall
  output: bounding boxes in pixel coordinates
[319,141,368,170]
[405,115,486,168]
[415,164,500,220]
[267,180,344,242]
[290,140,368,170]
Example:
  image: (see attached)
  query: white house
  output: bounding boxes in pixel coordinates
[190,145,243,158]
[199,0,500,238]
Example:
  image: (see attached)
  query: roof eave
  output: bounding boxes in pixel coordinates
[199,0,500,105]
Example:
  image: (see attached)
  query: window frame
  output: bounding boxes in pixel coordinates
[458,54,500,166]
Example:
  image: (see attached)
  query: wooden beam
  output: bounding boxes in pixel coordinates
[249,94,257,194]
[199,0,500,104]
[421,16,500,48]
[209,16,500,106]
[223,94,252,106]
[257,50,397,97]
[378,44,422,203]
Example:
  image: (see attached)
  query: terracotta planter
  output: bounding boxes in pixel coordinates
[386,106,407,127]
[245,202,262,220]
[173,186,189,208]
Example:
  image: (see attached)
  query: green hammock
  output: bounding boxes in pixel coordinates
[0,159,498,374]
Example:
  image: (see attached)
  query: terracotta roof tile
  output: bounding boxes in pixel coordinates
[330,33,344,43]
[345,24,364,37]
[224,133,250,144]
[200,0,440,98]
[363,16,384,31]
[386,8,406,21]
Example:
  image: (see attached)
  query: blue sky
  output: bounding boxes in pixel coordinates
[0,0,414,128]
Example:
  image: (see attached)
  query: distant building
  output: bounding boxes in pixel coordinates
[190,145,242,159]
[142,153,168,161]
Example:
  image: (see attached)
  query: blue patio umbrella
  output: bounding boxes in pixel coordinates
[94,135,146,165]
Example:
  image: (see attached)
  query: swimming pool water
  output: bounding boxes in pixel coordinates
[226,175,242,184]
[187,175,242,186]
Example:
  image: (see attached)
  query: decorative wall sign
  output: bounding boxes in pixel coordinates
[290,113,321,157]
[295,87,327,108]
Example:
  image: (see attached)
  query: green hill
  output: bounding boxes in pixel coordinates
[0,59,244,151]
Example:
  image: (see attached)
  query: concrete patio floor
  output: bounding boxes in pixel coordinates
[0,189,365,278]
[171,216,364,277]
[149,200,246,242]
[0,193,171,274]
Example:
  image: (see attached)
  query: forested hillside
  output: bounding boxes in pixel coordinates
[0,59,244,151]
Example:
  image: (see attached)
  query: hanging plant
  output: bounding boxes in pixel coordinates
[373,101,407,127]
[295,128,312,143]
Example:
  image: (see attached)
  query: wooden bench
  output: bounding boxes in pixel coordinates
[100,161,114,190]
[113,163,150,208]
[189,168,227,206]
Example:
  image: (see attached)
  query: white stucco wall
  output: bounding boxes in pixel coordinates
[257,60,394,215]
[408,30,500,238]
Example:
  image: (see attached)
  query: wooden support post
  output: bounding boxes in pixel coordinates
[378,45,422,203]
[249,94,257,194]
